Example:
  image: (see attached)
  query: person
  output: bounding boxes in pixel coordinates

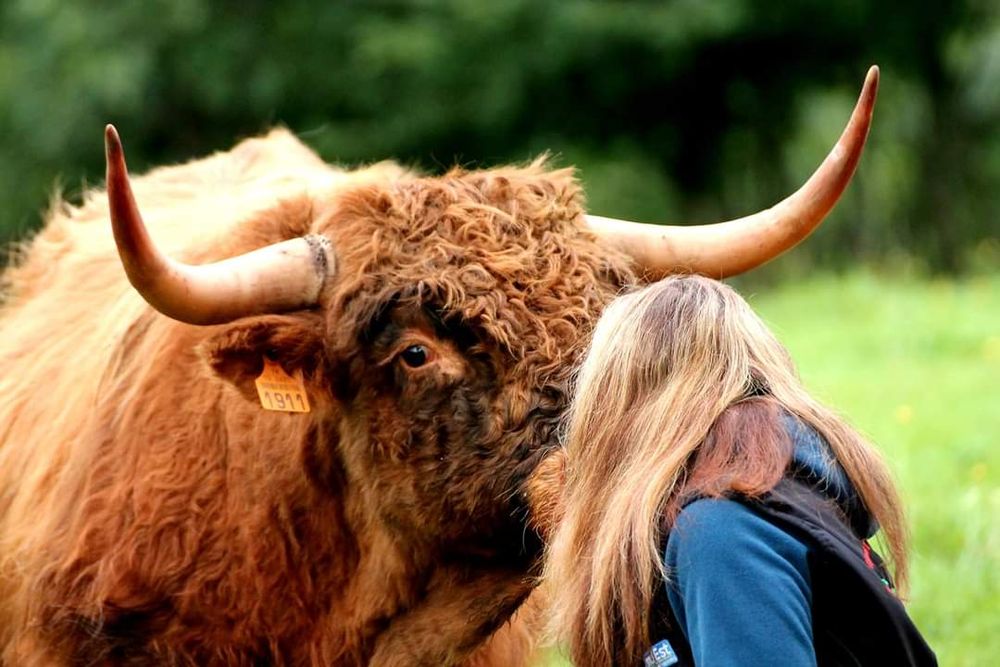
[540,275,936,666]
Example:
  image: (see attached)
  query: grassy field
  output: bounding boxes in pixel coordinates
[538,271,999,666]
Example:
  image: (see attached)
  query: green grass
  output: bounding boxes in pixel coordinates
[537,271,999,666]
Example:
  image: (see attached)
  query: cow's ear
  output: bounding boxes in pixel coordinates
[200,313,327,401]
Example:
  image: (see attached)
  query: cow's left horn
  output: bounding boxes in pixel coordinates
[586,65,879,279]
[105,125,334,325]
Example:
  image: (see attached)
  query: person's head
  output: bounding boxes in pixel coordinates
[543,275,908,666]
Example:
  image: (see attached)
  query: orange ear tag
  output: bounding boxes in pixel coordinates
[255,358,310,413]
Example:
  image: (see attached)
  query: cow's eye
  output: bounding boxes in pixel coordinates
[400,344,428,368]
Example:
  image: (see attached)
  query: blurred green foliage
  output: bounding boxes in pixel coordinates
[1,0,997,271]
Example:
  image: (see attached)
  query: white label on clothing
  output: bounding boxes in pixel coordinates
[644,639,679,666]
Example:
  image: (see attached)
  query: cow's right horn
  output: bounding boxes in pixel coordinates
[105,125,334,325]
[586,66,879,280]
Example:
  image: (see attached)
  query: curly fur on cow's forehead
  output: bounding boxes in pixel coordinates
[321,158,637,385]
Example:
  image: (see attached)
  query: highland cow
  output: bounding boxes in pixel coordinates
[0,70,878,666]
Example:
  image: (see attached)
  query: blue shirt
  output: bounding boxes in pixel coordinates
[665,498,815,665]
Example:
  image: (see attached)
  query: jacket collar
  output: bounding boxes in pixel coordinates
[783,412,878,539]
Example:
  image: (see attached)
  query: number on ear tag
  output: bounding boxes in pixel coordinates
[255,358,310,413]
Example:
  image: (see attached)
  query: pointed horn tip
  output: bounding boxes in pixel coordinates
[861,65,880,108]
[104,124,123,163]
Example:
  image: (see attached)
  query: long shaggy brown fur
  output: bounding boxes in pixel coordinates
[0,129,634,665]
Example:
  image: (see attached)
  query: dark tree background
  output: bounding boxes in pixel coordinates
[1,0,997,273]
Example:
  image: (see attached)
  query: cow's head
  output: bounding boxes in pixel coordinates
[102,69,878,560]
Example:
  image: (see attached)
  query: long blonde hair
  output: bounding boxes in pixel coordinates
[543,275,909,666]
